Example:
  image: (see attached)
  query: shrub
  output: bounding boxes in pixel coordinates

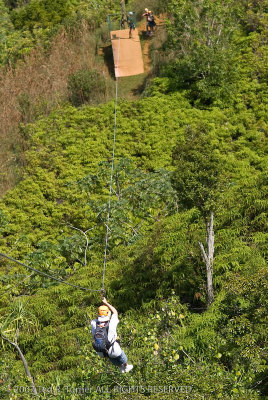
[10,0,72,31]
[68,68,107,106]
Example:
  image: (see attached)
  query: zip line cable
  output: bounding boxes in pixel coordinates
[101,21,122,293]
[0,252,101,292]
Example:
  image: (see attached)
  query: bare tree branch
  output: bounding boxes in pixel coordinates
[67,224,95,266]
[2,331,37,395]
[199,242,209,264]
[199,211,214,306]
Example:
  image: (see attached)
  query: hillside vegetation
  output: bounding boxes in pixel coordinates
[0,1,267,399]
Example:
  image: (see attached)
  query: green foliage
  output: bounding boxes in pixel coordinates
[0,0,74,64]
[0,86,266,398]
[110,210,205,310]
[143,77,175,97]
[216,269,268,396]
[0,1,267,398]
[155,0,268,106]
[0,0,121,66]
[4,1,29,10]
[0,0,14,57]
[0,0,13,34]
[0,209,8,227]
[238,0,268,34]
[10,0,73,31]
[0,299,39,348]
[161,0,242,104]
[68,69,107,107]
[78,157,178,247]
[172,122,229,214]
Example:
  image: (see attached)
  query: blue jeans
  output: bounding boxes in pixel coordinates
[109,350,127,367]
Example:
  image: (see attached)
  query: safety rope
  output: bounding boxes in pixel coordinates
[101,22,122,293]
[0,252,101,292]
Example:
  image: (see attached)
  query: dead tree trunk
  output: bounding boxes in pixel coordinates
[121,0,127,28]
[199,211,214,307]
[2,329,37,395]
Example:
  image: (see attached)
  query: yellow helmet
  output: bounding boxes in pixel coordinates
[98,305,109,317]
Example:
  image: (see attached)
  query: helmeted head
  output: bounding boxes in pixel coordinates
[98,305,111,322]
[129,11,133,15]
[145,8,148,12]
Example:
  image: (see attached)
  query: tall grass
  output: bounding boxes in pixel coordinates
[0,20,114,195]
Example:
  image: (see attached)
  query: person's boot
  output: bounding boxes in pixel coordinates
[124,364,133,373]
[120,364,133,373]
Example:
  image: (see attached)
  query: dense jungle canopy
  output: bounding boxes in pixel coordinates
[0,1,267,399]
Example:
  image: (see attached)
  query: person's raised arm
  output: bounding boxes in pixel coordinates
[102,297,118,318]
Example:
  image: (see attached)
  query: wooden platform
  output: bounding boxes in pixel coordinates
[110,29,144,78]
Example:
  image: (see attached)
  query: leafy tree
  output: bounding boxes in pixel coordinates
[218,268,268,396]
[240,0,268,34]
[163,0,242,104]
[0,0,14,42]
[78,158,178,246]
[171,122,228,306]
[110,210,205,310]
[171,123,229,215]
[10,0,73,31]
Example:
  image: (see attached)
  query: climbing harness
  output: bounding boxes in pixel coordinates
[92,320,112,355]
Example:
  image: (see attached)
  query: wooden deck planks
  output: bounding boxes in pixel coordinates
[110,29,144,78]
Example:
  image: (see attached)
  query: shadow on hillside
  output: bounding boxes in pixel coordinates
[101,45,116,79]
[131,76,148,96]
[109,245,205,313]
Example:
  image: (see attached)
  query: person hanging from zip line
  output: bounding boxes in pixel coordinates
[91,297,133,373]
[142,8,150,35]
[127,11,135,39]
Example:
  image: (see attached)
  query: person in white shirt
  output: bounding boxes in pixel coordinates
[142,8,150,34]
[91,297,133,373]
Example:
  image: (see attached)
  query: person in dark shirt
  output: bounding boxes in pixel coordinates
[127,11,135,38]
[142,8,150,34]
[148,11,156,34]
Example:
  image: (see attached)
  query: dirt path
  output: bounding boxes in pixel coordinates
[138,14,166,74]
[142,36,151,74]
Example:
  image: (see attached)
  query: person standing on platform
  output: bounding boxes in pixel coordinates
[127,11,135,38]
